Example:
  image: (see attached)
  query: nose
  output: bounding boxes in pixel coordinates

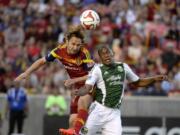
[104,53,110,58]
[72,46,79,52]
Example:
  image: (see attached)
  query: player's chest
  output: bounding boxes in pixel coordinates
[100,65,125,83]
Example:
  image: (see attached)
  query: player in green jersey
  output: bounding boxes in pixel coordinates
[74,45,167,135]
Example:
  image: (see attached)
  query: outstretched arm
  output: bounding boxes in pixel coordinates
[130,75,168,87]
[14,57,47,82]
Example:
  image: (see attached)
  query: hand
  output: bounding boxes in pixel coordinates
[14,72,29,82]
[71,89,79,96]
[154,75,168,81]
[64,79,77,87]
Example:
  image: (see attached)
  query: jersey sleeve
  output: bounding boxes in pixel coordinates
[85,64,100,86]
[45,47,61,62]
[124,63,139,82]
[82,48,95,71]
[45,53,56,62]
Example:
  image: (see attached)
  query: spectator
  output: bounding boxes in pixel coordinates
[127,35,143,64]
[168,67,180,97]
[4,19,25,63]
[0,65,7,93]
[149,82,167,96]
[45,86,67,116]
[160,42,179,72]
[0,0,178,96]
[6,82,28,135]
[4,20,24,48]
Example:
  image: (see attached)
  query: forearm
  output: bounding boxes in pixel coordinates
[131,77,158,87]
[137,77,156,87]
[25,57,46,75]
[130,75,167,88]
[77,84,92,96]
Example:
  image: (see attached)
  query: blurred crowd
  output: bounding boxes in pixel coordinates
[0,0,179,97]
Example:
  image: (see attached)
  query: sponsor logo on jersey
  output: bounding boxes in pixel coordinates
[64,65,81,71]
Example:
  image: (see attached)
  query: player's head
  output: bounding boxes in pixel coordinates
[98,45,114,65]
[65,26,84,55]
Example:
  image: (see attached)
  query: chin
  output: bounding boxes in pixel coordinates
[104,62,111,65]
[69,52,76,55]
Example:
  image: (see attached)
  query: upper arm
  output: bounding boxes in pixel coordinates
[45,47,61,62]
[124,63,139,82]
[85,65,99,86]
[45,53,56,62]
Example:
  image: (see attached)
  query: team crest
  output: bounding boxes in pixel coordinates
[104,71,109,75]
[117,66,123,72]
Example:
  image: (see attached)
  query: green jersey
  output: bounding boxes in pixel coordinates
[86,62,139,108]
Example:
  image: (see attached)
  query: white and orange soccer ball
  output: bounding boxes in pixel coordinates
[80,10,100,30]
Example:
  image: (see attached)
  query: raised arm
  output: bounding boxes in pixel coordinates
[130,75,168,87]
[14,57,47,82]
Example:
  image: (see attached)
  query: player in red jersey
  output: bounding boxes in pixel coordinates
[14,26,94,135]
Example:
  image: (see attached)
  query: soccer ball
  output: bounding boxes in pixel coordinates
[80,10,100,30]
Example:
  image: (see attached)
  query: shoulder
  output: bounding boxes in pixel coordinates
[121,63,130,69]
[7,88,14,95]
[81,47,90,54]
[91,64,101,72]
[81,47,91,58]
[53,43,66,51]
[49,43,66,59]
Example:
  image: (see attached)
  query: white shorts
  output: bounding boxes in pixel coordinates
[82,101,122,135]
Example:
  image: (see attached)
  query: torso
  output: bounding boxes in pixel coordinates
[51,44,93,88]
[95,63,125,108]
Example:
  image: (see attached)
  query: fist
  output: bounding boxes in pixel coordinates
[155,75,168,81]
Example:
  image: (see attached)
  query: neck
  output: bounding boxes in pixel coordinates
[104,62,114,67]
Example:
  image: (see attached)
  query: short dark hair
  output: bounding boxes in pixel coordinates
[97,45,113,56]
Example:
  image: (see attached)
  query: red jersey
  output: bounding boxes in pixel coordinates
[46,44,94,88]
